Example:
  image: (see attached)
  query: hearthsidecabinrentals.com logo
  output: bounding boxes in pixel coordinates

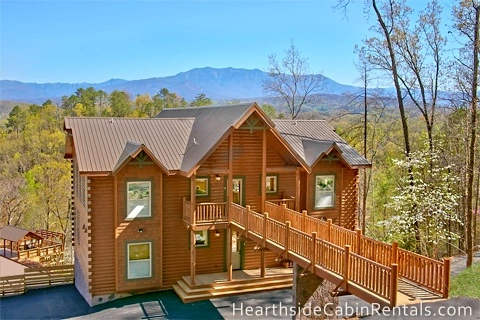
[231,301,474,318]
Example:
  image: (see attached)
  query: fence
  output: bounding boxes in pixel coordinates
[0,264,74,297]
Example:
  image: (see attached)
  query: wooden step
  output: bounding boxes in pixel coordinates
[181,272,292,289]
[173,279,293,303]
[177,277,292,295]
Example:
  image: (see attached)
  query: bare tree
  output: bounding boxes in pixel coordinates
[263,40,323,119]
[393,0,446,154]
[452,0,480,267]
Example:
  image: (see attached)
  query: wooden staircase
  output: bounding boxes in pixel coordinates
[173,269,293,303]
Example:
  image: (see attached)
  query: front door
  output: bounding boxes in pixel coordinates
[231,230,243,270]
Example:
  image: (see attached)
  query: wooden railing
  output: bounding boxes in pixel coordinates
[230,203,398,306]
[398,248,450,298]
[268,198,296,210]
[261,201,451,300]
[34,230,65,245]
[17,243,64,261]
[0,265,74,297]
[183,198,228,225]
[196,202,227,222]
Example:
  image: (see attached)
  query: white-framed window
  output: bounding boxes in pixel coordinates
[195,230,209,247]
[315,175,335,209]
[195,177,209,196]
[127,242,152,279]
[266,175,278,193]
[127,181,151,219]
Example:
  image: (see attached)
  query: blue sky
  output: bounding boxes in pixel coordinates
[0,0,453,86]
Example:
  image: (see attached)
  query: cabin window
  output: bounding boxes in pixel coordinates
[195,230,209,247]
[266,175,278,194]
[127,181,151,219]
[127,242,152,279]
[314,175,335,209]
[195,177,209,197]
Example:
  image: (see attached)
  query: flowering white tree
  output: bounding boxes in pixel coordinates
[379,149,462,257]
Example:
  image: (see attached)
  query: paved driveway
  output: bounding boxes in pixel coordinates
[0,285,294,320]
[1,285,479,319]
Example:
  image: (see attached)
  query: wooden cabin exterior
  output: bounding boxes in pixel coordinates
[64,103,370,306]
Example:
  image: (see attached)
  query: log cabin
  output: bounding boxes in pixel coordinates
[64,102,370,306]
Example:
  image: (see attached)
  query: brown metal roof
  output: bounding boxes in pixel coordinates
[64,105,368,176]
[64,117,194,173]
[273,120,371,168]
[0,225,42,242]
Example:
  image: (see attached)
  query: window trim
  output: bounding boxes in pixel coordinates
[314,174,335,209]
[126,241,152,280]
[265,174,279,194]
[191,230,210,248]
[195,176,210,197]
[125,179,153,220]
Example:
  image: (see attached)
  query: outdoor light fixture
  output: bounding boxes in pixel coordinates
[215,230,221,237]
[138,228,144,233]
[215,174,221,181]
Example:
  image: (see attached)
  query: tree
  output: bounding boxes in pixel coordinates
[380,148,462,257]
[6,105,27,135]
[190,93,213,107]
[452,0,480,267]
[261,104,278,119]
[106,90,132,117]
[263,40,323,119]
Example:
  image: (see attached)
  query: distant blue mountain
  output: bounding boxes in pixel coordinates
[0,67,363,103]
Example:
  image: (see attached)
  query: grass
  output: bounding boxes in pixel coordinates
[450,262,480,298]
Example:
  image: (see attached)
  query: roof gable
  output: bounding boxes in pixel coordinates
[274,120,371,169]
[157,103,283,175]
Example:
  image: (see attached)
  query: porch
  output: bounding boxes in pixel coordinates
[173,267,293,303]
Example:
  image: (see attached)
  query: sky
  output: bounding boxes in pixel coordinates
[0,0,455,86]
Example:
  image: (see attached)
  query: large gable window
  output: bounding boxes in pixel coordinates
[127,242,152,279]
[315,175,335,209]
[127,181,151,219]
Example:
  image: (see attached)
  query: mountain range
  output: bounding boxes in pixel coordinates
[0,67,363,103]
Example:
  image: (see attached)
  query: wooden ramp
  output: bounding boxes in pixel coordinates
[228,202,449,307]
[173,268,293,303]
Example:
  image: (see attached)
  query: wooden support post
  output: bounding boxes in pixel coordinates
[443,257,451,299]
[261,212,268,278]
[295,167,301,212]
[391,242,398,264]
[190,174,197,225]
[190,229,196,286]
[356,229,362,254]
[285,221,291,260]
[343,245,350,292]
[226,227,233,281]
[228,133,233,215]
[261,129,266,214]
[302,210,307,231]
[327,219,332,243]
[282,204,287,223]
[311,232,317,273]
[390,263,398,307]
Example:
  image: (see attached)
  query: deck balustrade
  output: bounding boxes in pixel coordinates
[183,199,450,305]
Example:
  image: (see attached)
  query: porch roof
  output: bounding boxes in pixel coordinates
[273,120,371,169]
[0,226,42,243]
